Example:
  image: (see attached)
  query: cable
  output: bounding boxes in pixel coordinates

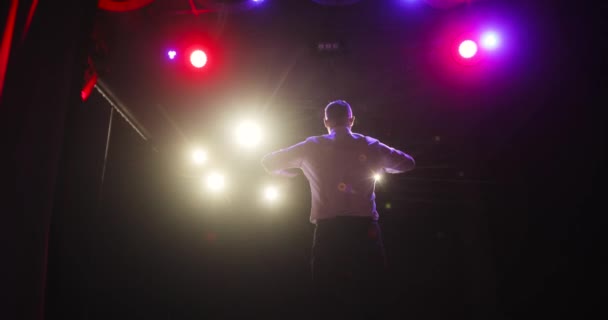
[98,106,114,206]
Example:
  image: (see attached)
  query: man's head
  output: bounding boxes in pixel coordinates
[324,100,355,132]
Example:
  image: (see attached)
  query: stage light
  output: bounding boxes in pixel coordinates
[374,173,382,182]
[206,172,225,192]
[313,0,363,5]
[317,42,341,52]
[190,50,207,68]
[191,149,207,165]
[263,186,279,202]
[458,40,478,59]
[481,31,500,50]
[235,121,262,148]
[168,50,177,60]
[81,72,98,102]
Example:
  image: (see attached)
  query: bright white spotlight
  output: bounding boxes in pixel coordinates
[206,172,225,192]
[192,149,207,165]
[235,121,262,148]
[458,40,478,59]
[481,32,500,50]
[263,186,279,201]
[373,173,382,182]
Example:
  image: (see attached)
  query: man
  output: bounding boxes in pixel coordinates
[261,100,415,317]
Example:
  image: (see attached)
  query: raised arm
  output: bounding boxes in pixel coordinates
[376,141,415,174]
[261,140,309,178]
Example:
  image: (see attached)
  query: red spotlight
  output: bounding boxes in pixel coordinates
[190,50,207,68]
[81,72,98,101]
[458,40,478,59]
[98,0,154,12]
[81,57,98,101]
[449,34,484,67]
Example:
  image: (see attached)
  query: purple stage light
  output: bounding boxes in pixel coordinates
[167,50,177,60]
[481,31,500,50]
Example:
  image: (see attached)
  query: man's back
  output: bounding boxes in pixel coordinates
[262,127,414,223]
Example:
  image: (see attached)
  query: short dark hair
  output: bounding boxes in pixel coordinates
[324,100,353,126]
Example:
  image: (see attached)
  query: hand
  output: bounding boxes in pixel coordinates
[277,168,301,178]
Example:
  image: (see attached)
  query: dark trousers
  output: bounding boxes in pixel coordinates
[310,216,388,318]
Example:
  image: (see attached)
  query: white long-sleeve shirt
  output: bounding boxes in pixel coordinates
[261,127,415,224]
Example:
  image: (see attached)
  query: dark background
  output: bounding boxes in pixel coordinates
[2,0,605,319]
